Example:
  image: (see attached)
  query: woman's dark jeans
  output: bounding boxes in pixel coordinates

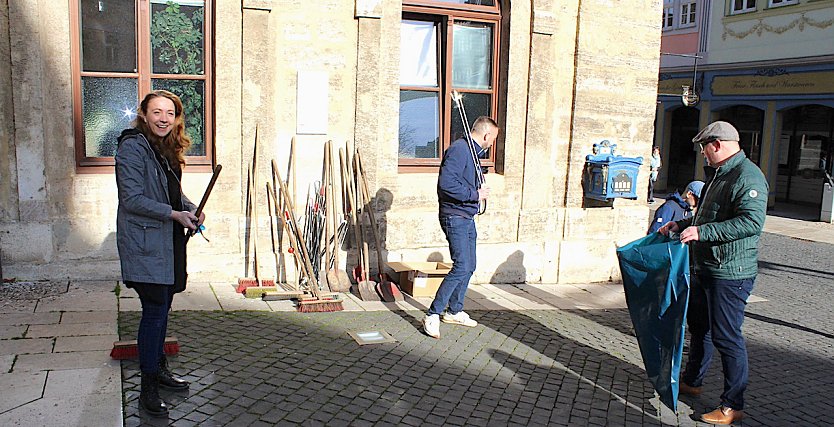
[131,282,175,374]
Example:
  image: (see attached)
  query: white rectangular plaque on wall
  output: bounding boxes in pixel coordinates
[296,70,329,135]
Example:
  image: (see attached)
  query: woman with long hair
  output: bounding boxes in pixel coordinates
[115,90,204,417]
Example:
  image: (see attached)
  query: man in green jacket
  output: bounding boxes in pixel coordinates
[659,121,768,425]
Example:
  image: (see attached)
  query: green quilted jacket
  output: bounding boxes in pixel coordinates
[675,151,768,280]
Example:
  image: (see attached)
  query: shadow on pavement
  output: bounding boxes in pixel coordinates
[758,260,834,280]
[120,309,667,426]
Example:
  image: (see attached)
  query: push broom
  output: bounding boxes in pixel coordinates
[111,164,222,360]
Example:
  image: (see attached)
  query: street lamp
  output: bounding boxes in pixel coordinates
[658,52,703,107]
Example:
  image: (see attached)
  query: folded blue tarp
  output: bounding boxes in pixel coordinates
[616,233,690,411]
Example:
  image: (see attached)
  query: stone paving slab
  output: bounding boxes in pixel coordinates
[36,282,118,313]
[61,311,117,324]
[27,322,116,338]
[763,215,834,244]
[0,312,61,326]
[0,372,46,413]
[0,355,12,373]
[13,350,117,373]
[211,283,273,311]
[0,300,37,314]
[0,338,53,356]
[263,299,299,312]
[0,391,122,426]
[0,325,26,340]
[54,334,120,353]
[171,285,222,311]
[43,367,121,397]
[118,295,142,312]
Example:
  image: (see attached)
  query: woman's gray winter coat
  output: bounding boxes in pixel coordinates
[115,133,196,284]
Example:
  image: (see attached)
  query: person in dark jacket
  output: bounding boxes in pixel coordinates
[647,180,704,234]
[423,116,499,339]
[115,90,204,418]
[659,121,767,425]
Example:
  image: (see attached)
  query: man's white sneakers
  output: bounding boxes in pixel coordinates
[441,311,478,327]
[423,314,440,339]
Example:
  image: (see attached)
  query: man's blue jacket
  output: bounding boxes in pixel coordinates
[438,137,483,218]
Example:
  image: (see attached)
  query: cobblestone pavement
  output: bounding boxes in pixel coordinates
[120,232,834,426]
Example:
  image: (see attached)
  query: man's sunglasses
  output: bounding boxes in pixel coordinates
[698,140,716,150]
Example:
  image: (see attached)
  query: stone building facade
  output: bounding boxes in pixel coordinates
[656,0,834,213]
[0,0,661,285]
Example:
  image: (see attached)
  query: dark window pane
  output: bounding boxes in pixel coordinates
[151,0,205,75]
[80,0,136,72]
[452,21,492,90]
[434,0,496,6]
[451,92,490,144]
[399,91,440,159]
[152,79,206,156]
[82,77,138,157]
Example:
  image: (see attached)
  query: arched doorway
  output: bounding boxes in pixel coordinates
[718,105,764,165]
[666,106,699,194]
[776,104,834,207]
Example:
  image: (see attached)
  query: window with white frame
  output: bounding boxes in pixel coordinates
[680,2,697,26]
[731,0,757,14]
[769,0,798,7]
[662,6,674,29]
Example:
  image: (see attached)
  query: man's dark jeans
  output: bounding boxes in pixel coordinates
[683,275,755,410]
[428,215,477,316]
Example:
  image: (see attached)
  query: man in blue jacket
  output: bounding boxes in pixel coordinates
[423,116,499,339]
[647,180,704,234]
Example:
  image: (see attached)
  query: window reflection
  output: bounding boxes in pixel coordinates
[80,0,136,72]
[399,91,440,159]
[453,21,492,90]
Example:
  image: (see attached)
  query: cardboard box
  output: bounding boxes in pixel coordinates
[387,261,452,297]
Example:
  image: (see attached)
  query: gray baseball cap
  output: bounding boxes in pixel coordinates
[692,121,739,144]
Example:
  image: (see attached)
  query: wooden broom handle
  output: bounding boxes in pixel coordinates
[187,164,222,240]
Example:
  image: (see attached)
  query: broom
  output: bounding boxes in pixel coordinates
[273,159,343,312]
[237,167,259,292]
[110,336,179,360]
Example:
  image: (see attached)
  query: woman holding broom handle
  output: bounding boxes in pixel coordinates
[115,90,203,417]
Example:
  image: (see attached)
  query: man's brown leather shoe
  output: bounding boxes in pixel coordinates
[679,382,702,396]
[700,406,744,425]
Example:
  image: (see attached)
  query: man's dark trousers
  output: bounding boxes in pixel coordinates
[428,215,477,316]
[683,275,755,410]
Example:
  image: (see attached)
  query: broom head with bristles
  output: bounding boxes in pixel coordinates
[236,277,259,293]
[110,336,179,360]
[296,296,344,313]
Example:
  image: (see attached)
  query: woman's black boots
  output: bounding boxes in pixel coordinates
[158,354,190,391]
[139,372,169,417]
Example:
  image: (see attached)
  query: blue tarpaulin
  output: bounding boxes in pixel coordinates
[616,233,690,411]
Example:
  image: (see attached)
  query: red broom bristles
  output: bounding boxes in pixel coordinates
[110,337,179,360]
[236,277,259,293]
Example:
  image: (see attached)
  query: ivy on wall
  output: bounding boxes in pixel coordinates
[151,1,205,155]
